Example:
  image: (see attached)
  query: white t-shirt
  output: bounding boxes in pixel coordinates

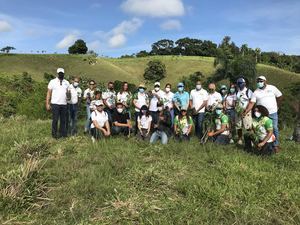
[117,91,131,105]
[251,85,282,114]
[224,94,237,110]
[134,92,148,112]
[190,89,208,113]
[149,90,165,112]
[83,88,95,104]
[90,110,108,129]
[162,91,174,109]
[236,88,253,109]
[138,115,152,129]
[67,84,82,104]
[103,89,116,107]
[207,92,222,108]
[48,78,70,105]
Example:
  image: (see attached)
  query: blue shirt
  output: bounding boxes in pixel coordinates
[173,91,189,108]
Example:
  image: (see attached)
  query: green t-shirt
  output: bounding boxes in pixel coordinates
[252,116,274,142]
[174,115,193,134]
[214,113,229,135]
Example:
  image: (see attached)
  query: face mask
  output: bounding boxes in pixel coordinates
[109,87,114,91]
[196,84,202,90]
[165,87,171,93]
[117,108,123,113]
[257,82,264,89]
[157,107,163,112]
[230,88,235,93]
[178,87,184,92]
[221,89,227,94]
[154,87,160,92]
[58,73,64,80]
[139,88,145,93]
[73,82,79,87]
[141,110,147,114]
[237,83,245,90]
[216,109,222,115]
[254,112,262,118]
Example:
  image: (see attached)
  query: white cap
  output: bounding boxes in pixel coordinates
[95,100,104,106]
[154,82,160,87]
[57,68,65,74]
[257,76,267,81]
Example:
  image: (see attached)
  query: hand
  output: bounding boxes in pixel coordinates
[46,103,51,111]
[208,132,214,137]
[241,111,247,117]
[257,142,265,149]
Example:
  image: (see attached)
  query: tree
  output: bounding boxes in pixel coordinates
[68,39,88,54]
[1,46,16,53]
[151,39,174,55]
[143,60,166,83]
[180,71,204,91]
[136,50,149,57]
[292,62,300,73]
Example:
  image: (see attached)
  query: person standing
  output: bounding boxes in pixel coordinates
[173,82,189,116]
[206,83,222,111]
[189,80,208,139]
[83,80,96,133]
[224,83,237,142]
[66,77,82,135]
[103,81,116,124]
[162,83,174,126]
[133,84,149,135]
[46,68,70,139]
[244,76,282,152]
[117,82,132,115]
[149,82,165,125]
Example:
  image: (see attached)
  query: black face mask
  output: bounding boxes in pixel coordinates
[109,87,114,91]
[58,73,64,80]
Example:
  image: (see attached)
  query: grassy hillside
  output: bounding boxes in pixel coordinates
[1,116,299,224]
[1,54,299,89]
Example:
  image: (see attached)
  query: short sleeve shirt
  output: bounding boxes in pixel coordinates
[90,110,108,128]
[252,116,274,142]
[48,78,70,105]
[174,115,193,134]
[173,91,190,108]
[251,85,282,114]
[67,84,82,104]
[162,91,174,109]
[207,92,222,107]
[215,113,229,135]
[102,89,116,107]
[138,115,152,129]
[112,110,130,124]
[236,88,253,109]
[224,94,237,109]
[190,89,209,113]
[149,90,165,112]
[133,92,149,112]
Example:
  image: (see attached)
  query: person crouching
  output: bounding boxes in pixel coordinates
[111,102,132,136]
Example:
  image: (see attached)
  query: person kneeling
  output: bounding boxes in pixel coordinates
[174,107,193,141]
[208,104,230,145]
[112,102,132,136]
[150,106,172,145]
[90,100,111,142]
[137,105,152,140]
[244,105,275,155]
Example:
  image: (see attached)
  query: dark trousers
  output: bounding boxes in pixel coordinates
[175,134,190,142]
[104,108,114,125]
[112,126,130,136]
[244,135,274,155]
[66,103,78,135]
[150,111,159,125]
[51,104,67,138]
[192,112,205,139]
[214,134,230,145]
[134,112,139,135]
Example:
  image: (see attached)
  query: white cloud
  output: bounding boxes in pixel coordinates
[87,40,101,50]
[108,33,126,48]
[56,33,78,49]
[0,20,12,32]
[160,19,181,30]
[121,0,185,17]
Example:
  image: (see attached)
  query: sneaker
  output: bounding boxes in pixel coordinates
[91,137,96,143]
[237,139,243,145]
[230,139,234,144]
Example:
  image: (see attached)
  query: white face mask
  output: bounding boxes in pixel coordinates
[73,82,79,87]
[157,107,163,112]
[196,84,202,90]
[154,87,160,92]
[165,87,171,92]
[254,112,262,118]
[117,108,123,113]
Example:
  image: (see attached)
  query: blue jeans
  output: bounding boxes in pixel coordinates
[67,103,78,135]
[192,113,205,139]
[214,134,230,145]
[169,108,175,127]
[269,112,279,146]
[150,130,168,144]
[85,104,91,131]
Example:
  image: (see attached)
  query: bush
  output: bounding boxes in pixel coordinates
[143,60,166,83]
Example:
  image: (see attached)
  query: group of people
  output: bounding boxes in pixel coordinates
[46,68,283,155]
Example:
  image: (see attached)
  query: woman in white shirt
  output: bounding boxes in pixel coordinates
[117,82,132,115]
[137,105,152,140]
[90,101,111,141]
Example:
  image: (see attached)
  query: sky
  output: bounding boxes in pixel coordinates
[0,0,300,57]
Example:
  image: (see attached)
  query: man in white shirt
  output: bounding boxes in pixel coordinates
[244,76,283,151]
[235,77,253,145]
[206,83,222,111]
[46,68,70,138]
[189,81,208,139]
[103,81,116,124]
[163,83,174,126]
[149,82,165,125]
[83,80,96,132]
[66,77,82,135]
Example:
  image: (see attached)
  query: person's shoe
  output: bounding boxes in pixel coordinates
[237,139,243,145]
[230,139,234,144]
[91,137,96,143]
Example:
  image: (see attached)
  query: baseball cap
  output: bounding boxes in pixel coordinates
[220,85,227,90]
[181,105,188,111]
[57,68,65,74]
[95,100,104,106]
[154,82,160,87]
[237,78,246,83]
[177,82,184,87]
[257,76,267,81]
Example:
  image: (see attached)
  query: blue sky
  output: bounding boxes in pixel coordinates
[0,0,299,57]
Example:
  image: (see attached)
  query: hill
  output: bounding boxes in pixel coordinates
[0,54,299,89]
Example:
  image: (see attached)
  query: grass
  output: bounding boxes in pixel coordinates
[0,54,299,89]
[0,116,299,224]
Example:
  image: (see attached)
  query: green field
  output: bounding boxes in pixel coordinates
[0,116,299,224]
[0,54,299,89]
